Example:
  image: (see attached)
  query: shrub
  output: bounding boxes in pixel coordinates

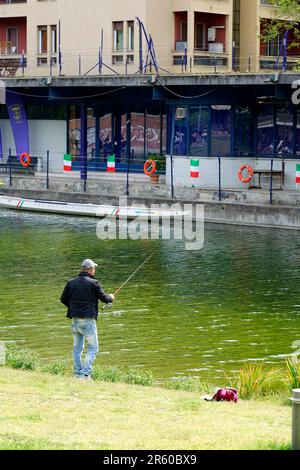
[6,345,39,371]
[285,356,300,393]
[147,155,166,174]
[233,363,282,400]
[164,376,210,394]
[41,360,69,376]
[121,368,153,387]
[92,365,153,386]
[92,366,121,383]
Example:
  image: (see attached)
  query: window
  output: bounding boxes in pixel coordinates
[190,107,209,156]
[51,25,57,54]
[296,111,300,157]
[265,36,280,57]
[38,26,47,54]
[276,107,293,157]
[7,27,18,52]
[180,22,187,42]
[211,106,231,157]
[99,114,112,160]
[257,105,274,156]
[195,24,205,50]
[113,22,123,51]
[128,21,134,51]
[234,106,253,156]
[174,107,188,156]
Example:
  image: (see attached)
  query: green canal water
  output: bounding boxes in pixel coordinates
[0,208,300,382]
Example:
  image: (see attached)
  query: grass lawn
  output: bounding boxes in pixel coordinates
[0,368,291,450]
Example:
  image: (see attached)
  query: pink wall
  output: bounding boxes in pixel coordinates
[0,17,27,53]
[194,12,226,49]
[174,12,187,45]
[174,12,226,50]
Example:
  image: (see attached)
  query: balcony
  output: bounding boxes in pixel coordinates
[173,10,229,71]
[0,16,26,76]
[260,18,300,72]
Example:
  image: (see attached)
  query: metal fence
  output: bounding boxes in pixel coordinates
[0,150,292,206]
[0,150,167,197]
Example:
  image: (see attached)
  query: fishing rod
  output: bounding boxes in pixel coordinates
[102,248,159,310]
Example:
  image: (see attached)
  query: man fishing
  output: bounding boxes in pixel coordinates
[61,259,114,380]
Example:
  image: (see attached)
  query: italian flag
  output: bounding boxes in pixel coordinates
[297,164,300,184]
[64,154,72,172]
[190,159,200,178]
[107,155,116,173]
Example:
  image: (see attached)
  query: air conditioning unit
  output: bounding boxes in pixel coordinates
[208,28,216,42]
[176,41,187,51]
[209,43,224,53]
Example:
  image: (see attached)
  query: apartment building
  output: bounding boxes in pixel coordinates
[0,0,298,77]
[0,0,299,183]
[0,0,231,77]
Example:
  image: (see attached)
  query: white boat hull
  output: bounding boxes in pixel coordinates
[0,195,190,220]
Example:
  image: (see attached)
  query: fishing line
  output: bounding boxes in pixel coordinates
[102,248,159,310]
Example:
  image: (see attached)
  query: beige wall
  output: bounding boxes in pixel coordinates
[240,0,259,72]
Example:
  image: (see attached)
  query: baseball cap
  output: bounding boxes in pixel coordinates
[81,259,98,269]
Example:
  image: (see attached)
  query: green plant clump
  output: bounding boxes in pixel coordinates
[92,365,153,387]
[5,345,39,371]
[148,155,166,174]
[285,356,300,392]
[41,360,69,376]
[233,363,285,400]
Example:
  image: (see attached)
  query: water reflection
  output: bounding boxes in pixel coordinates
[0,208,300,381]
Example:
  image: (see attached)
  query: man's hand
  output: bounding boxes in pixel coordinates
[109,294,115,302]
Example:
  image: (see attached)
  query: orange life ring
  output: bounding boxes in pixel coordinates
[20,153,31,168]
[238,164,253,183]
[144,160,157,177]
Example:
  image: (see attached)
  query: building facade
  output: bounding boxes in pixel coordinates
[0,1,300,190]
[0,0,298,77]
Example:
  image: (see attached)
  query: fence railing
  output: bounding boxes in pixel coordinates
[0,150,167,197]
[0,151,294,206]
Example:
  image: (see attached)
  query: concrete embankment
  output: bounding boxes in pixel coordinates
[2,182,300,230]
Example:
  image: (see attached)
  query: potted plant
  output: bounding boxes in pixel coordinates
[147,154,166,184]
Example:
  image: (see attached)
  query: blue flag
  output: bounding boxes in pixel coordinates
[6,90,30,160]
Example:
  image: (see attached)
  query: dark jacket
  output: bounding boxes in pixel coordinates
[61,271,113,320]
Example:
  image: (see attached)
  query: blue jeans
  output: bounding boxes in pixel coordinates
[71,318,99,377]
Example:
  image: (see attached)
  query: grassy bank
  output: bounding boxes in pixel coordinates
[0,367,292,450]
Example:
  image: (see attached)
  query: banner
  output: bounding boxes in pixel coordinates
[296,164,300,184]
[190,159,200,178]
[107,155,116,173]
[64,154,72,172]
[6,90,30,159]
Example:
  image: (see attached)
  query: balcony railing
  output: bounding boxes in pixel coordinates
[0,41,19,55]
[260,54,299,71]
[173,49,229,70]
[0,1,27,4]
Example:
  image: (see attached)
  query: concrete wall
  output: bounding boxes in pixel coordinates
[167,155,300,191]
[0,119,67,171]
[3,185,300,231]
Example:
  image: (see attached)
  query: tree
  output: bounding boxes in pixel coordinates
[260,0,300,47]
